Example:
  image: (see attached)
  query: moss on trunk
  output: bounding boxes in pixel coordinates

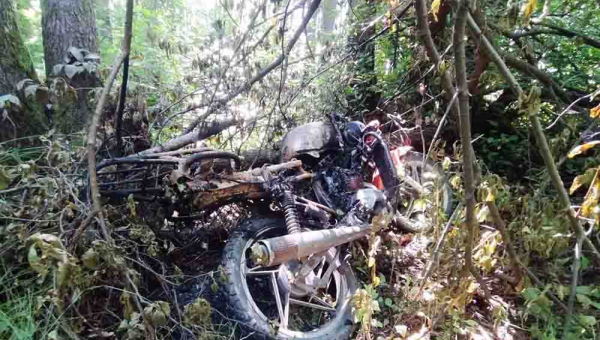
[0,0,47,142]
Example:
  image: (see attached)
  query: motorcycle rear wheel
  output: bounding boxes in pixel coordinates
[221,218,356,340]
[393,151,453,233]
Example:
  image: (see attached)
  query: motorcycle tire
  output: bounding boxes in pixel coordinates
[393,151,453,233]
[221,218,356,340]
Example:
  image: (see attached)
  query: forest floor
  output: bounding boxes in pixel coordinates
[1,137,597,340]
[168,221,532,340]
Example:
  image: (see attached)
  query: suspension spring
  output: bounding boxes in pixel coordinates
[281,190,301,234]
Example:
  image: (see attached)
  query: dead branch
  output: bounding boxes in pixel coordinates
[466,13,600,264]
[141,116,245,155]
[181,0,323,135]
[453,0,492,301]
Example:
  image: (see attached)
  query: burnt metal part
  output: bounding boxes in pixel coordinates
[367,132,399,200]
[279,121,341,163]
[251,187,388,267]
[190,180,266,211]
[188,160,305,212]
[281,190,301,234]
[251,212,370,267]
[96,157,180,171]
[316,167,364,212]
[181,150,242,173]
[343,121,366,147]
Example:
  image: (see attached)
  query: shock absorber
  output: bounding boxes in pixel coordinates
[281,190,301,234]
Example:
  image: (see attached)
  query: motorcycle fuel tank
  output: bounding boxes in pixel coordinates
[280,121,341,162]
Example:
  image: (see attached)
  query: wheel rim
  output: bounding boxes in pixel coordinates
[240,225,350,335]
[396,159,448,231]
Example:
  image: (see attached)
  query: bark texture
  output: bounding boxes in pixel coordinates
[0,0,47,141]
[42,0,99,133]
[0,0,38,94]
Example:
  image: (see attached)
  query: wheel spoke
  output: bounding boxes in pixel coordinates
[244,264,279,276]
[411,163,420,184]
[270,273,287,329]
[290,298,336,312]
[246,270,279,276]
[308,294,336,309]
[283,292,290,329]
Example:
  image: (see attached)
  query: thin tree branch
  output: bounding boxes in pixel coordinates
[182,0,323,135]
[562,235,583,340]
[466,13,600,264]
[487,201,522,279]
[414,0,481,184]
[454,0,491,301]
[115,54,130,157]
[86,0,134,241]
[533,22,600,49]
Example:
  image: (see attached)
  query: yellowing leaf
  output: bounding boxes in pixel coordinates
[568,141,600,158]
[580,174,600,217]
[569,168,598,194]
[429,0,441,22]
[590,104,600,118]
[522,0,538,25]
[476,205,490,222]
[183,298,211,326]
[28,246,47,277]
[0,167,10,190]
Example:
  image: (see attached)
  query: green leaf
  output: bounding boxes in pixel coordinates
[578,314,597,326]
[581,256,589,271]
[522,287,540,301]
[64,65,79,79]
[0,167,10,190]
[576,286,593,295]
[28,245,47,276]
[68,46,85,62]
[53,64,64,76]
[0,94,21,107]
[384,298,393,307]
[465,319,478,327]
[82,248,100,269]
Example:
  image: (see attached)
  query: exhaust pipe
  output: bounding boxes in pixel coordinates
[250,188,391,267]
[250,222,371,267]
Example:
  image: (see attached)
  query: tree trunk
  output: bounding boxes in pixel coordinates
[0,0,38,94]
[0,0,48,141]
[320,0,336,42]
[41,0,99,134]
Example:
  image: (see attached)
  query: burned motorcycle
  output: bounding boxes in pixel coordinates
[96,114,452,339]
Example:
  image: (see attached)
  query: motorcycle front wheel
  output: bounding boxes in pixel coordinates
[393,151,453,233]
[221,218,356,340]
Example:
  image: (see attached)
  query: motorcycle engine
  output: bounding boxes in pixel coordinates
[313,167,364,212]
